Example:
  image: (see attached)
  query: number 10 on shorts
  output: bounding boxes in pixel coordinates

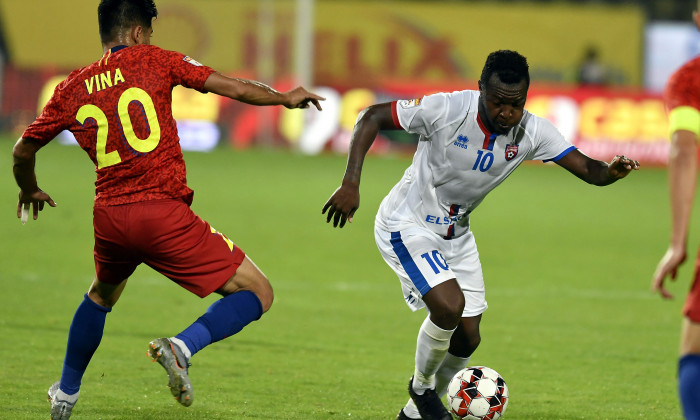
[421,250,449,274]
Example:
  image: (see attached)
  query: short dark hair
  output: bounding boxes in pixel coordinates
[480,50,530,88]
[98,0,158,44]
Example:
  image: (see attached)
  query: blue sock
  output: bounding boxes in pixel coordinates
[680,354,700,420]
[60,294,111,395]
[176,290,263,357]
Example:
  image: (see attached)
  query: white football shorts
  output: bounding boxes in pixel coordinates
[374,224,488,317]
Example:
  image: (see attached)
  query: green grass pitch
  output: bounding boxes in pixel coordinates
[0,136,692,419]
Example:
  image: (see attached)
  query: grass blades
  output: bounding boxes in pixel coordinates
[0,138,689,419]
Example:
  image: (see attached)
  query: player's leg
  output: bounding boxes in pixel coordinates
[141,201,272,405]
[400,227,486,420]
[680,263,700,420]
[375,226,459,420]
[49,205,136,420]
[150,258,271,407]
[399,282,462,420]
[434,314,481,397]
[679,319,700,419]
[171,255,273,360]
[400,315,478,420]
[416,281,465,390]
[433,230,485,398]
[49,278,130,420]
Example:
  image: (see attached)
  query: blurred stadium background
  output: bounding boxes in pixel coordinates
[0,0,696,161]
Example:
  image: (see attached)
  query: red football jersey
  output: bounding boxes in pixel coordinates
[22,45,216,206]
[665,56,700,112]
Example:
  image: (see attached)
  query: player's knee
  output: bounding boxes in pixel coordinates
[466,333,481,354]
[87,280,123,308]
[450,334,481,358]
[257,279,274,313]
[430,294,465,329]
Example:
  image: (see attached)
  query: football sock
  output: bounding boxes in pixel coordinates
[169,337,191,361]
[54,387,80,404]
[402,399,422,419]
[412,316,456,394]
[60,294,111,395]
[436,352,471,397]
[175,290,263,357]
[679,354,700,420]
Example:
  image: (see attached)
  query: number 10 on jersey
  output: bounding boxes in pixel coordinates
[472,150,494,172]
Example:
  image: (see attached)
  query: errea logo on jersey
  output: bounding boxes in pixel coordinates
[183,56,203,66]
[453,135,469,150]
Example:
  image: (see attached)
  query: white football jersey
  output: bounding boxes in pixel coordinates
[375,90,575,239]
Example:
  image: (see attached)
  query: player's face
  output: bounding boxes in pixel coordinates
[478,74,528,135]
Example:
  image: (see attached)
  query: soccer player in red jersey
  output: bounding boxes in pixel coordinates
[12,1,323,419]
[652,6,700,420]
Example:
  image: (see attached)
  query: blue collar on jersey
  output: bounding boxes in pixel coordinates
[110,45,128,53]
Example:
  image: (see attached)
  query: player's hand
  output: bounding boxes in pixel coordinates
[652,245,687,299]
[322,183,359,228]
[283,87,325,111]
[17,189,57,223]
[607,155,640,180]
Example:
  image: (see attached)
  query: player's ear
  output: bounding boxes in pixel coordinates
[130,26,144,45]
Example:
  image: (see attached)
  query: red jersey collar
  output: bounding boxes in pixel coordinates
[476,112,492,137]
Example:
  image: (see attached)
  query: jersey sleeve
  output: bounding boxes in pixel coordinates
[665,60,700,112]
[393,92,458,137]
[526,113,577,162]
[163,50,216,92]
[21,79,74,145]
[665,59,700,136]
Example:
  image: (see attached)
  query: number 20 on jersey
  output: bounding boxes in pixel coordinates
[76,87,161,169]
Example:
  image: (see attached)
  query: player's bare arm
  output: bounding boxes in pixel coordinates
[12,137,57,221]
[322,102,396,228]
[652,129,698,299]
[554,148,640,186]
[202,72,324,110]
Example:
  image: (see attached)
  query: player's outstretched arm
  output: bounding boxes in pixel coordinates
[652,129,698,299]
[12,137,57,222]
[203,72,324,110]
[554,149,640,186]
[322,102,397,228]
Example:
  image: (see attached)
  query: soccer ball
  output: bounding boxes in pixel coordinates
[446,366,509,419]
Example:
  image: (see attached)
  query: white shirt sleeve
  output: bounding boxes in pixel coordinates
[526,113,577,162]
[395,91,467,138]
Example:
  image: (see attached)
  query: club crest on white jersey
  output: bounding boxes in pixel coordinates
[505,144,519,161]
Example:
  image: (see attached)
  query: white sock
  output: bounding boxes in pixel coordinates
[412,316,456,395]
[436,353,470,397]
[55,388,79,403]
[169,337,192,361]
[402,398,421,419]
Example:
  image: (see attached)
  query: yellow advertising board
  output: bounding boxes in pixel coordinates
[0,0,643,85]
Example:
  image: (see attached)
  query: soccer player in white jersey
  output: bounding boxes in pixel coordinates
[323,50,640,420]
